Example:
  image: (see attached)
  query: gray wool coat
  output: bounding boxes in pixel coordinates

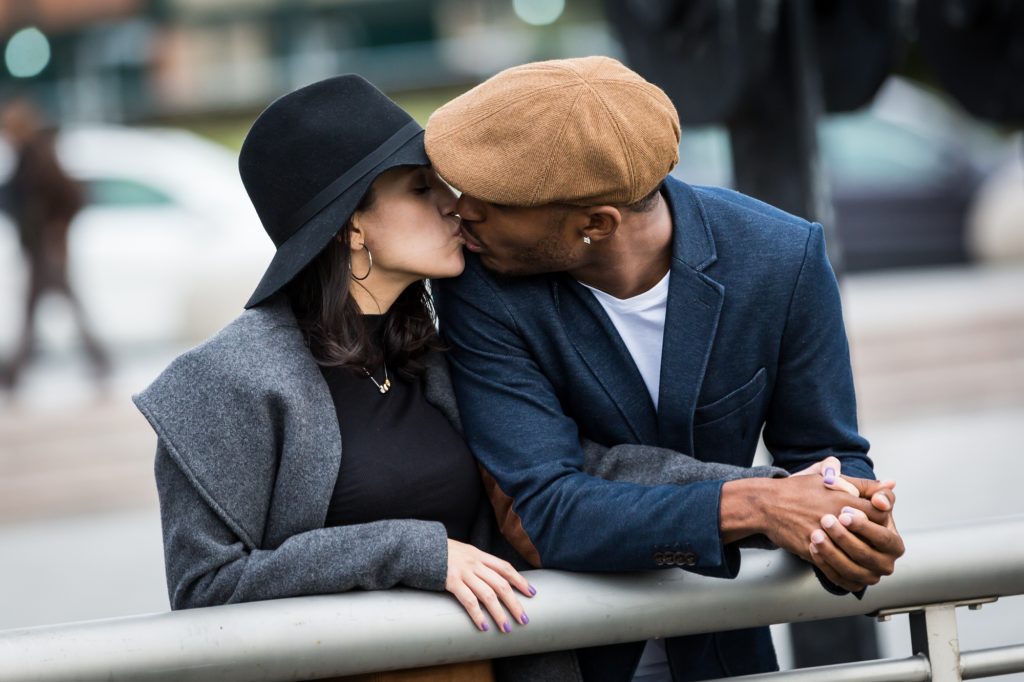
[133,294,785,681]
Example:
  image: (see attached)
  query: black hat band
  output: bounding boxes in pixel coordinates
[281,120,424,240]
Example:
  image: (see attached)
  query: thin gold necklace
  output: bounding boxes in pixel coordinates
[364,362,391,395]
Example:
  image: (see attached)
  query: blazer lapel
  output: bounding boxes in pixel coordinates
[656,179,725,456]
[555,277,660,444]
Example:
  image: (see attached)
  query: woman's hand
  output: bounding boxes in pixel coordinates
[792,455,860,496]
[445,539,535,633]
[793,455,896,512]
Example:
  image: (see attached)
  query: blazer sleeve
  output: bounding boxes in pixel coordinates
[438,267,742,578]
[154,440,449,610]
[581,441,785,551]
[761,223,875,481]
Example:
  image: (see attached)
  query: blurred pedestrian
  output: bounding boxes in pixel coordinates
[0,97,109,391]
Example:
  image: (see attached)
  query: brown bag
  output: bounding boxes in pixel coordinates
[319,659,494,682]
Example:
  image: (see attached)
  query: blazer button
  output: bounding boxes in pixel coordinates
[673,551,687,565]
[653,552,665,566]
[683,552,698,566]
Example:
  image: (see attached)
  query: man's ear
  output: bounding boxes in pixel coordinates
[579,205,621,244]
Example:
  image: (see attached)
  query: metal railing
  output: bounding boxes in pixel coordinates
[2,515,1023,682]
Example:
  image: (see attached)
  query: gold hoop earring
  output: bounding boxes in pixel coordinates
[351,247,372,281]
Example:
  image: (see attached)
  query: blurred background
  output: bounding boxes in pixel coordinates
[0,0,1021,676]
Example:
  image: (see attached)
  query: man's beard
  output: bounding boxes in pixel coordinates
[484,214,576,277]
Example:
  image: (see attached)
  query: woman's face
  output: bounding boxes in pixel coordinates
[350,165,464,285]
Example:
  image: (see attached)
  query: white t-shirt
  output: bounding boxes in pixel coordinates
[580,271,672,682]
[580,271,670,409]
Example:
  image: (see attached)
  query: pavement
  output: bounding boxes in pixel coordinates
[1,263,1022,675]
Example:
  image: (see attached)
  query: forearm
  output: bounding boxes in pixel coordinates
[582,440,787,486]
[167,512,449,609]
[506,472,735,574]
[219,521,449,605]
[157,445,448,610]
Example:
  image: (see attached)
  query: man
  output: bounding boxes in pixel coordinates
[426,57,904,681]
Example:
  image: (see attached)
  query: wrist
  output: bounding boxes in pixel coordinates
[720,478,772,543]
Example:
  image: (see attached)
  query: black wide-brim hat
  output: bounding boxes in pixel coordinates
[239,75,429,309]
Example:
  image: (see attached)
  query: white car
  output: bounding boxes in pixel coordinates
[0,125,273,352]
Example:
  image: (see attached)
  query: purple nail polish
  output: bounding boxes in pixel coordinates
[841,506,858,516]
[811,529,826,544]
[528,584,537,596]
[839,513,853,526]
[824,467,836,485]
[520,613,530,625]
[502,622,512,633]
[821,515,836,529]
[480,622,489,632]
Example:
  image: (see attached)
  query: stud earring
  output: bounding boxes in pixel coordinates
[583,236,592,245]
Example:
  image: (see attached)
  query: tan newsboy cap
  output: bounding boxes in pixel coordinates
[425,56,680,207]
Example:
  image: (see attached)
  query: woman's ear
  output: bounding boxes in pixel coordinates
[346,220,365,250]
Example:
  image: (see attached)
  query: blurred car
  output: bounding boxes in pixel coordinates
[966,134,1024,264]
[0,125,273,351]
[673,78,1008,272]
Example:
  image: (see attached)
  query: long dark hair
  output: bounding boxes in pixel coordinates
[284,187,444,379]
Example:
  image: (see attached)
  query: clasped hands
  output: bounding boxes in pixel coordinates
[788,456,905,592]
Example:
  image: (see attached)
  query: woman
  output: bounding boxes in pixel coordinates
[135,77,535,678]
[134,75,846,681]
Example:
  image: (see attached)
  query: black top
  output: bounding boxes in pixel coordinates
[321,315,482,541]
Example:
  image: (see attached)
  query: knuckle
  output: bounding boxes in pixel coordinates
[848,546,875,566]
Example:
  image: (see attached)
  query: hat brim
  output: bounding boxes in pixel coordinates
[244,132,429,309]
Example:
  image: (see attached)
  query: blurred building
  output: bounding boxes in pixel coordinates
[0,0,614,123]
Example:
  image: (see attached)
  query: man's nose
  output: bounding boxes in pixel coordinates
[455,193,484,221]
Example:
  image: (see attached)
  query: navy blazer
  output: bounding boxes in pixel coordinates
[436,177,873,680]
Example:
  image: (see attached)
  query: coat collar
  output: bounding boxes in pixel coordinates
[137,295,463,552]
[555,178,724,453]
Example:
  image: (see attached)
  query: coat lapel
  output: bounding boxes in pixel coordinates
[258,297,343,549]
[555,277,660,444]
[655,179,725,456]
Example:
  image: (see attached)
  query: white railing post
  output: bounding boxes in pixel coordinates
[910,604,961,682]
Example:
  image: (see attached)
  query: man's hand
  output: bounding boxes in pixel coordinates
[808,479,905,592]
[721,474,887,552]
[790,456,905,589]
[721,458,905,591]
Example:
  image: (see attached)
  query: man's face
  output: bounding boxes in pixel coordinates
[455,193,579,276]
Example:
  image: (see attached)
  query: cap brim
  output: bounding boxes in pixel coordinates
[244,132,429,309]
